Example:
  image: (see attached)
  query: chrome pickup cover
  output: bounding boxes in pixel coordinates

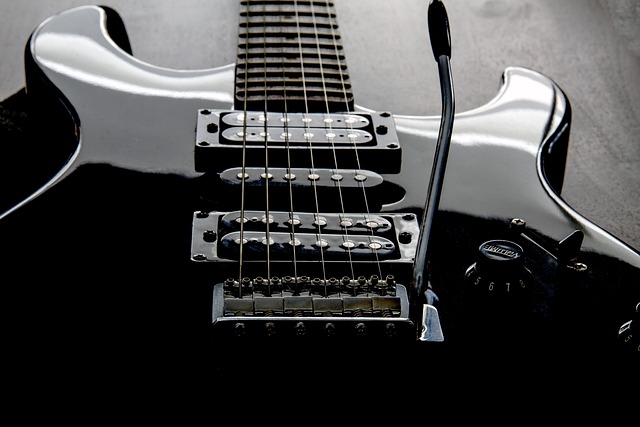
[194,110,401,173]
[191,210,418,265]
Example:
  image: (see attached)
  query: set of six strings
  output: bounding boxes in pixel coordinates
[236,0,384,295]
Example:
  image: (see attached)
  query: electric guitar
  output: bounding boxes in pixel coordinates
[2,0,638,393]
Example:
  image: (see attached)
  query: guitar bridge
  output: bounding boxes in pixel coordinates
[211,276,415,340]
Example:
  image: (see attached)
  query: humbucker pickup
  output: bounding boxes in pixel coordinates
[194,110,402,173]
[191,210,419,273]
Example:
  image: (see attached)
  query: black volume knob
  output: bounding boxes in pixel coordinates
[465,239,529,295]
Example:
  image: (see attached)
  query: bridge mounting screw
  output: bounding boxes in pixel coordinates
[384,322,397,337]
[265,322,276,337]
[325,323,336,337]
[234,323,246,337]
[192,254,207,261]
[295,322,306,336]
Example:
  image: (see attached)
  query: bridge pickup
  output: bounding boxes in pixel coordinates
[191,210,419,275]
[194,110,401,173]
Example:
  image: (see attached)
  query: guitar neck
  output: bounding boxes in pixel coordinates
[234,0,354,113]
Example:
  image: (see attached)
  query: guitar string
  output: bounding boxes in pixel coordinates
[310,0,356,283]
[276,0,301,286]
[236,0,253,296]
[260,0,273,289]
[324,0,384,282]
[294,0,329,285]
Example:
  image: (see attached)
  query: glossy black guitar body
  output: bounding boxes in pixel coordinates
[2,3,638,397]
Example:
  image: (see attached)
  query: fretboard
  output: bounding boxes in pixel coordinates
[234,0,355,113]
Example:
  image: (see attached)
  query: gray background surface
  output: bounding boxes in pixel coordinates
[1,0,638,250]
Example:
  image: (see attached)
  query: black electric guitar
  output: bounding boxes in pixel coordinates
[2,0,638,393]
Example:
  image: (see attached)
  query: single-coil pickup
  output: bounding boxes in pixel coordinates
[220,167,383,188]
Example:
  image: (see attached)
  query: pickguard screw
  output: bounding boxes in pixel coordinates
[570,262,588,272]
[510,218,526,228]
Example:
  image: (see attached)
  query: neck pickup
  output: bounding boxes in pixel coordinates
[195,110,402,173]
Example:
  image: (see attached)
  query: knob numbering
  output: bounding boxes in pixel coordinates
[617,302,639,355]
[465,240,528,296]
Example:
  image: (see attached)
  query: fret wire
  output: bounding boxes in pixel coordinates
[310,0,356,282]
